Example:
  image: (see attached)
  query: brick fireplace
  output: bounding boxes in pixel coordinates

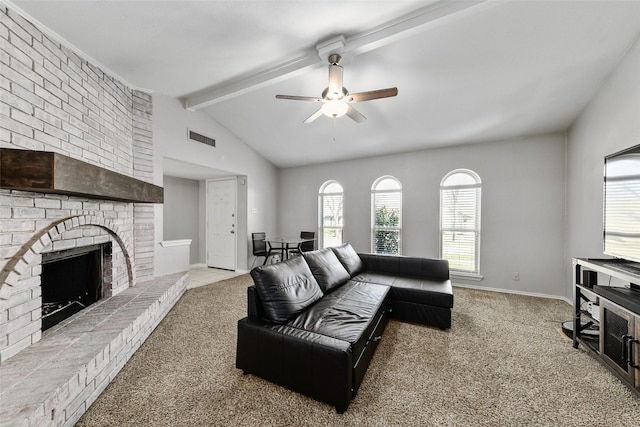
[0,2,159,359]
[0,5,186,426]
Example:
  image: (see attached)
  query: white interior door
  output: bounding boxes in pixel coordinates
[206,178,237,270]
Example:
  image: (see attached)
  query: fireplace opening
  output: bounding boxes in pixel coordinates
[41,242,111,331]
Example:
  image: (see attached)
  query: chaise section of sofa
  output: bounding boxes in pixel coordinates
[355,253,453,329]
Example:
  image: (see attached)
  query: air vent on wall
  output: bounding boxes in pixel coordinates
[188,129,216,147]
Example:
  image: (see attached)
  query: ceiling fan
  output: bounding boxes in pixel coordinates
[275,54,398,124]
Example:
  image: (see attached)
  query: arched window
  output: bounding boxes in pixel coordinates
[318,181,344,249]
[371,176,402,254]
[440,169,481,275]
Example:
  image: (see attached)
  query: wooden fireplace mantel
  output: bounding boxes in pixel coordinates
[0,148,163,203]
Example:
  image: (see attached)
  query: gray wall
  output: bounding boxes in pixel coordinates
[163,175,249,268]
[152,32,640,288]
[153,94,279,270]
[566,35,640,297]
[163,176,200,263]
[278,133,567,298]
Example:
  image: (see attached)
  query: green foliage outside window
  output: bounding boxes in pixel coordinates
[375,205,399,226]
[374,205,400,254]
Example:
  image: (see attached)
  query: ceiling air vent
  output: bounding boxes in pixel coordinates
[188,129,215,147]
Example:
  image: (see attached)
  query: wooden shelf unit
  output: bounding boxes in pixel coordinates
[573,258,640,395]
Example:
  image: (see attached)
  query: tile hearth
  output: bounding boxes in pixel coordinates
[0,272,187,427]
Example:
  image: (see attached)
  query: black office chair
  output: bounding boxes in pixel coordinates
[252,232,275,266]
[289,231,316,256]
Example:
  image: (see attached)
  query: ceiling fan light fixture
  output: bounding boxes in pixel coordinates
[275,54,397,124]
[322,100,348,118]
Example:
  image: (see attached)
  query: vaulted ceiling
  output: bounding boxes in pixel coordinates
[9,0,640,168]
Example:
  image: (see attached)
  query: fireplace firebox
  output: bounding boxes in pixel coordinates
[41,242,111,331]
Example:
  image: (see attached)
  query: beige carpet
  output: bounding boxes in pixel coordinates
[77,275,639,426]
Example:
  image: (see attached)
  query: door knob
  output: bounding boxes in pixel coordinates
[230,230,235,234]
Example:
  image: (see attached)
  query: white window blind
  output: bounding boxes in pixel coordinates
[319,181,344,249]
[440,170,481,274]
[372,176,402,255]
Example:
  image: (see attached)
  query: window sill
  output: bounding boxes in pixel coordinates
[451,271,484,281]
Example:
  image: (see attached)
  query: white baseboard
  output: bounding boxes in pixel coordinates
[189,263,249,275]
[453,282,572,305]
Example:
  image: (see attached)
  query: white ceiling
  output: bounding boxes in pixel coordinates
[9,0,640,169]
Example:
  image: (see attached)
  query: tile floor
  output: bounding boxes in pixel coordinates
[188,265,245,289]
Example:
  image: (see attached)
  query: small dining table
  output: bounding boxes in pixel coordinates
[265,236,315,262]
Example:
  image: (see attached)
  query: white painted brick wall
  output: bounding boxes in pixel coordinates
[0,6,169,423]
[0,5,157,364]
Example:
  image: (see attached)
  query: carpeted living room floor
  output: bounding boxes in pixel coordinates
[77,274,639,426]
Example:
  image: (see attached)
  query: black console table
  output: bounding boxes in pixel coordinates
[573,258,640,395]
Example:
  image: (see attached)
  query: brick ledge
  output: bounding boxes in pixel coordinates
[0,272,187,427]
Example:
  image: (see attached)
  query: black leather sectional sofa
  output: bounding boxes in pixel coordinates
[235,243,453,413]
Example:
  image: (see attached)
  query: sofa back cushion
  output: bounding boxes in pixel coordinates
[357,253,450,281]
[250,256,324,324]
[330,243,364,276]
[303,248,351,293]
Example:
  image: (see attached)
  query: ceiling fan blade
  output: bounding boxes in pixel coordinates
[347,87,398,103]
[303,108,324,124]
[345,105,366,123]
[276,95,323,102]
[328,64,344,98]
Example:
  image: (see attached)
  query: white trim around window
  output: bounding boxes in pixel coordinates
[439,169,481,277]
[318,180,344,249]
[371,175,402,255]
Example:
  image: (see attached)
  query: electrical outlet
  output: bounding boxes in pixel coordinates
[512,272,520,281]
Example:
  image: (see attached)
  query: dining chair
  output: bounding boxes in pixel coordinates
[251,232,275,267]
[289,231,316,256]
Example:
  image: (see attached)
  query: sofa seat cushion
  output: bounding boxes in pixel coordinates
[287,281,390,364]
[303,248,351,293]
[351,273,453,309]
[250,256,324,324]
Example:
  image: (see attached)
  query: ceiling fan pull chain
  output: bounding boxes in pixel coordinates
[333,117,337,142]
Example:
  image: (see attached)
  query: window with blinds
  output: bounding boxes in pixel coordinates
[440,170,481,274]
[319,181,344,249]
[371,176,402,255]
